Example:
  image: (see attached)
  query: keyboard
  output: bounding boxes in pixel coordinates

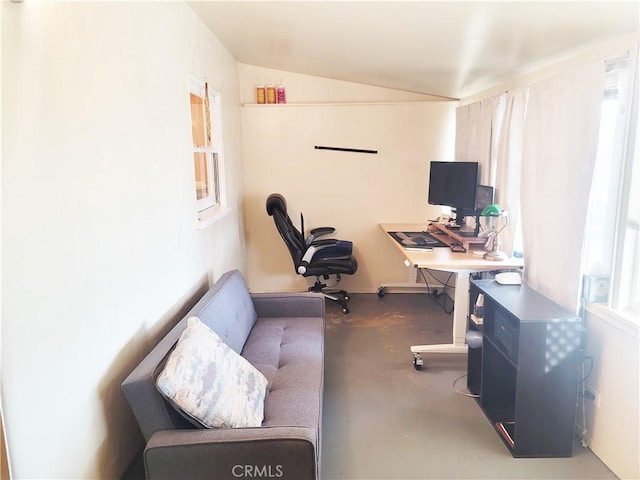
[389,231,448,248]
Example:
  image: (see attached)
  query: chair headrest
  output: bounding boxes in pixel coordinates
[266,193,287,216]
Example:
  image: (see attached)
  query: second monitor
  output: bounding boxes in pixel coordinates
[453,184,495,237]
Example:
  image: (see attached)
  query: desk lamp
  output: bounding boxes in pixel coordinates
[481,204,509,261]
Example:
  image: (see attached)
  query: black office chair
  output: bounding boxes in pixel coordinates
[266,193,358,313]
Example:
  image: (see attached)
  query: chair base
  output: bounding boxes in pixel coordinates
[308,274,350,314]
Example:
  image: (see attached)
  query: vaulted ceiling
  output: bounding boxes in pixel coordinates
[189,1,638,99]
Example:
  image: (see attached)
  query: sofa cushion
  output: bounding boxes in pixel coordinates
[156,317,268,429]
[191,269,258,355]
[241,316,324,430]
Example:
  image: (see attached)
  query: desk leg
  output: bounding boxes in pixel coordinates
[378,264,444,296]
[409,270,470,370]
[452,272,471,346]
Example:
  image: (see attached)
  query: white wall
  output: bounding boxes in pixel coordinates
[583,308,639,480]
[240,66,456,293]
[462,32,639,480]
[1,2,246,478]
[0,3,4,473]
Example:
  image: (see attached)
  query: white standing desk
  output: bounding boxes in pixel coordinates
[380,223,524,369]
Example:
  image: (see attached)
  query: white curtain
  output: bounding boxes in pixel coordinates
[455,97,502,184]
[520,61,604,312]
[494,88,528,257]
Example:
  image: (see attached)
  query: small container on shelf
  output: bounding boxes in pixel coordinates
[256,78,265,104]
[277,79,286,104]
[266,79,276,104]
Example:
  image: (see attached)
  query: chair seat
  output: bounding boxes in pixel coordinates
[304,255,358,276]
[312,240,353,259]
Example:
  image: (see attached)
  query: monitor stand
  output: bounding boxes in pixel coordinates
[452,228,478,238]
[447,227,477,237]
[449,212,481,237]
[431,222,486,251]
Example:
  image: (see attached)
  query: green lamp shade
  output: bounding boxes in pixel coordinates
[480,204,503,216]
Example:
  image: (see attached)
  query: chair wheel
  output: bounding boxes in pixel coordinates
[344,295,349,302]
[342,307,349,314]
[413,356,423,370]
[377,287,386,298]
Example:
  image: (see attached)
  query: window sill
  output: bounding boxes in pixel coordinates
[586,303,639,339]
[196,205,231,230]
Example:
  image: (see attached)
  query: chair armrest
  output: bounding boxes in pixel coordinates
[306,226,335,245]
[251,292,325,318]
[144,426,318,480]
[300,239,339,265]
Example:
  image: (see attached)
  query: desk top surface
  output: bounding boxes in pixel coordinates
[380,223,524,271]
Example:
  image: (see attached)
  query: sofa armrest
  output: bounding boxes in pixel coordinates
[144,426,318,480]
[251,292,325,319]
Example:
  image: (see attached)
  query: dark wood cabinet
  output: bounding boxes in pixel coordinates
[467,279,583,457]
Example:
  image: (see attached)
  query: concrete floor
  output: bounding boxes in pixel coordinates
[321,293,616,480]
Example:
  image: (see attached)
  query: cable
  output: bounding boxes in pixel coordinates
[452,374,480,398]
[579,355,593,383]
[418,268,455,315]
[578,359,590,447]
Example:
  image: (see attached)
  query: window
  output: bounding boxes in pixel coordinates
[612,85,639,315]
[584,53,639,322]
[189,76,229,227]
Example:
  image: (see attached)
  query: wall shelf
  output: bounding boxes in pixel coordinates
[241,100,457,108]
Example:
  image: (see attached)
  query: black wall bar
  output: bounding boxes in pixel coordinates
[314,145,378,154]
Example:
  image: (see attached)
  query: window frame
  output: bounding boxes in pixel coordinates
[188,76,230,228]
[610,65,638,317]
[584,52,639,327]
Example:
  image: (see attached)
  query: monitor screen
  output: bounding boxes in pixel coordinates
[428,161,479,210]
[475,185,494,211]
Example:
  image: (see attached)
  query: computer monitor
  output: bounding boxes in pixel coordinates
[471,185,495,236]
[428,161,479,227]
[475,185,494,211]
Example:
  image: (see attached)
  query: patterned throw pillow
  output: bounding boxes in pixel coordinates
[157,316,268,428]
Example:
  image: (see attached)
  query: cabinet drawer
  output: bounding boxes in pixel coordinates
[494,308,519,362]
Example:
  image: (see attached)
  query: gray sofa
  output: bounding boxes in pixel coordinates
[122,269,325,480]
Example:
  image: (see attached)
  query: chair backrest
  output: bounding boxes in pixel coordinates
[266,194,306,271]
